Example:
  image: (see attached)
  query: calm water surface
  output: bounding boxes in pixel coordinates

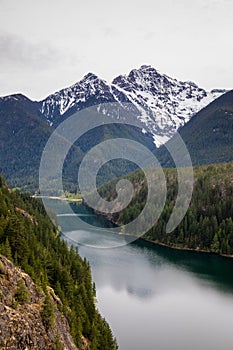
[51,200,233,350]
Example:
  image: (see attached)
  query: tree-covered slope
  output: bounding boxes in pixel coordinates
[0,94,84,193]
[0,254,81,349]
[0,94,154,193]
[0,94,53,191]
[158,90,233,166]
[0,174,117,349]
[1,89,233,193]
[98,162,233,256]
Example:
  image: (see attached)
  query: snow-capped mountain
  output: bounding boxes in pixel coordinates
[40,73,118,122]
[0,65,231,191]
[40,65,226,146]
[112,66,226,145]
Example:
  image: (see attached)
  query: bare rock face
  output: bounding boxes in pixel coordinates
[0,255,85,350]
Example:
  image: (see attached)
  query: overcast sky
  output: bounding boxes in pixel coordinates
[0,0,232,100]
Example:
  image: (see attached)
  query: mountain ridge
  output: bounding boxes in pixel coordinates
[0,65,231,191]
[1,65,227,146]
[38,65,226,145]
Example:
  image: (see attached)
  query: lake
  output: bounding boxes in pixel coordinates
[48,200,233,350]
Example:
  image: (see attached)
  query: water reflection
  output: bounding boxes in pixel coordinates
[52,200,233,350]
[135,239,233,292]
[56,201,233,298]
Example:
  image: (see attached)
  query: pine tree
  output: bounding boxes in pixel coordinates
[41,292,55,329]
[14,279,29,304]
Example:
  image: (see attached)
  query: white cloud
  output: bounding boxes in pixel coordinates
[0,0,232,99]
[0,33,62,69]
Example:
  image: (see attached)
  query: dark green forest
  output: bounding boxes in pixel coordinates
[98,162,233,256]
[0,174,117,350]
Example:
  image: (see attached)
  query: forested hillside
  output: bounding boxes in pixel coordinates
[0,95,154,193]
[98,162,233,256]
[0,94,52,192]
[0,174,117,349]
[157,90,233,166]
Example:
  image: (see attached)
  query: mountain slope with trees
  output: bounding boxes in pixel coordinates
[157,90,233,166]
[0,94,53,191]
[0,94,154,192]
[0,254,81,349]
[0,174,118,349]
[98,162,233,257]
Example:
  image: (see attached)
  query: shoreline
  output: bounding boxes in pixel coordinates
[32,195,82,203]
[37,198,233,260]
[83,200,233,259]
[92,209,233,259]
[141,237,233,259]
[85,203,233,259]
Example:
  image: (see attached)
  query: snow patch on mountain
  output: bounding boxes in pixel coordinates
[112,65,225,145]
[39,65,227,146]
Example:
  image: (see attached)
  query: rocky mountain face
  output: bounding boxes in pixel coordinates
[157,89,233,166]
[0,65,226,146]
[0,255,87,350]
[39,65,226,146]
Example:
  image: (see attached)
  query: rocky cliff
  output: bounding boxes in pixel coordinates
[0,255,87,350]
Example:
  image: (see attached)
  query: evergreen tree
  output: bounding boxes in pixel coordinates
[41,292,55,329]
[14,279,29,304]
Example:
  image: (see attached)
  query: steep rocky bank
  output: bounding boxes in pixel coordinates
[0,255,87,350]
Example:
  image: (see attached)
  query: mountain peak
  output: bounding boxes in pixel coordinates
[40,71,113,121]
[81,72,101,82]
[139,64,153,70]
[136,64,161,75]
[0,93,30,102]
[113,65,162,83]
[38,65,227,144]
[78,72,109,89]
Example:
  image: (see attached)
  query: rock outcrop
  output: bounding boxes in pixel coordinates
[0,255,86,350]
